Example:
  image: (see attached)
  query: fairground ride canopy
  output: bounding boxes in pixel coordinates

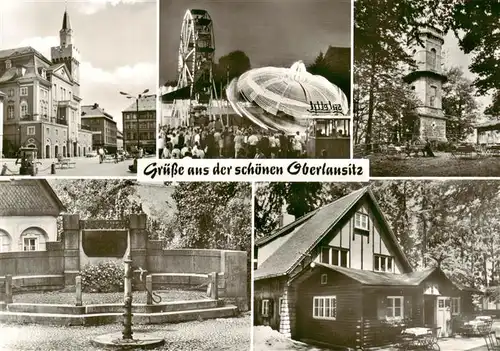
[226,61,349,135]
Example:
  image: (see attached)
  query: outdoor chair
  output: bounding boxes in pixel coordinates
[484,331,500,351]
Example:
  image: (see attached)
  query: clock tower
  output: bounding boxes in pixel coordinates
[51,9,81,97]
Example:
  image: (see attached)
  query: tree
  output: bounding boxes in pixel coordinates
[442,66,480,141]
[354,0,454,149]
[254,182,323,240]
[308,47,351,99]
[50,180,175,244]
[171,182,251,252]
[213,50,252,98]
[450,0,500,114]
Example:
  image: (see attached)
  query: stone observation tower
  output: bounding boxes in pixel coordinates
[404,26,448,142]
[51,10,81,96]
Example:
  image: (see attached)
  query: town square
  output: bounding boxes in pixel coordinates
[0,1,156,176]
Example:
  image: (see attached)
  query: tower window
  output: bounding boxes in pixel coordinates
[429,48,437,70]
[5,60,11,69]
[430,86,437,107]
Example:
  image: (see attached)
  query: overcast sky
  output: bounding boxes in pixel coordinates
[442,32,493,114]
[0,0,157,132]
[159,0,351,85]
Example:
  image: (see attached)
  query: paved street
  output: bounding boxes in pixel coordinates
[0,314,251,351]
[1,156,154,177]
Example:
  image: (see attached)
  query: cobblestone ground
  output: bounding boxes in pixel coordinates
[0,314,251,351]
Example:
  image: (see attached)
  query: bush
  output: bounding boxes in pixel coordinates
[81,261,124,293]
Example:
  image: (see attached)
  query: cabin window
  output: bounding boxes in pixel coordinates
[374,255,394,273]
[320,246,348,267]
[321,274,328,285]
[386,296,404,319]
[23,237,38,251]
[261,299,270,317]
[354,213,369,231]
[451,297,460,315]
[313,296,336,320]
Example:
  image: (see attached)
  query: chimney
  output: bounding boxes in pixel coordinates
[279,204,295,227]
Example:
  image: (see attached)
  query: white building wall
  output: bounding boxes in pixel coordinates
[0,216,58,252]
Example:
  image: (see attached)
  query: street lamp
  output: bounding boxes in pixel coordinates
[120,89,149,153]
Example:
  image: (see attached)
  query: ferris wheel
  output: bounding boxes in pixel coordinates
[177,9,216,104]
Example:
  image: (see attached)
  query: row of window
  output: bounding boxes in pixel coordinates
[125,132,156,141]
[125,121,156,130]
[124,112,156,120]
[320,246,395,273]
[260,296,461,321]
[0,237,39,252]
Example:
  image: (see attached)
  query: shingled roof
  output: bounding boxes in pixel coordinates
[0,180,66,216]
[254,187,412,280]
[81,104,115,120]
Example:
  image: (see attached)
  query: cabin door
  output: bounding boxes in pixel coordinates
[436,297,452,337]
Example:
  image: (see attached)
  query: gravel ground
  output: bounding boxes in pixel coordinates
[13,289,207,305]
[0,313,251,351]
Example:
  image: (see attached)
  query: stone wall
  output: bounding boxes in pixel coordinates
[0,214,248,311]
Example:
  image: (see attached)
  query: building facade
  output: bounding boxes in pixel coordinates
[122,95,156,154]
[116,130,124,150]
[0,180,65,252]
[404,26,448,142]
[81,104,118,153]
[0,10,92,158]
[254,188,476,349]
[0,91,4,157]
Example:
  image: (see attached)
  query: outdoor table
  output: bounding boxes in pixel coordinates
[400,327,438,350]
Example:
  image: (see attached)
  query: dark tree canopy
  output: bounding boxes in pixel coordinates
[450,0,500,112]
[307,46,351,99]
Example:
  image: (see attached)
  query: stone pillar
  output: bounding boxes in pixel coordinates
[222,250,248,311]
[209,272,218,300]
[129,214,148,279]
[0,92,4,159]
[75,275,82,306]
[5,274,12,304]
[63,214,81,286]
[279,286,292,338]
[146,275,153,305]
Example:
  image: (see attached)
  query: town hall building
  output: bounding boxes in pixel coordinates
[0,10,92,158]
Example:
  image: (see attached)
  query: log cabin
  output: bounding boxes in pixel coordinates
[254,187,476,350]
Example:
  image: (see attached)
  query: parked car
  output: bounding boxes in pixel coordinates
[86,151,98,157]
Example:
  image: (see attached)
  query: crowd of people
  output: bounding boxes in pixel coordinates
[157,120,311,159]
